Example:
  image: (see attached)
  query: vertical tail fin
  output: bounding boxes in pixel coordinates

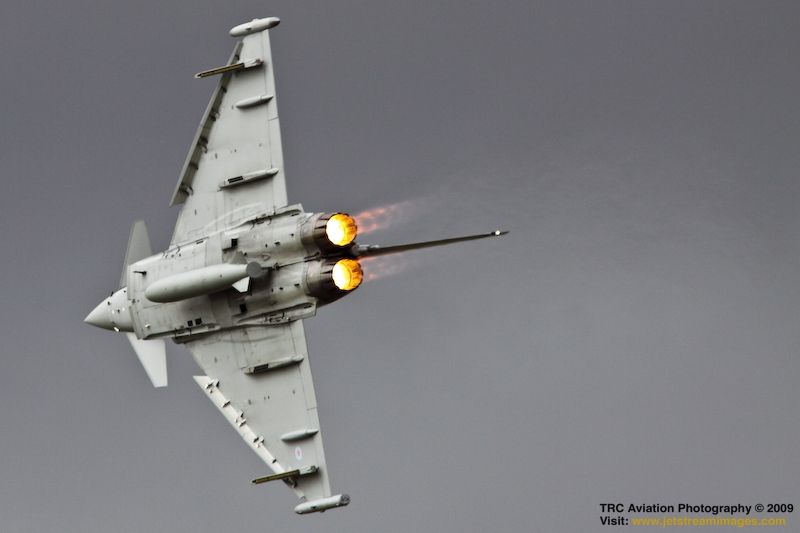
[120,220,153,288]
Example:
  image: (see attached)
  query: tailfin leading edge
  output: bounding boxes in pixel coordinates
[120,220,152,288]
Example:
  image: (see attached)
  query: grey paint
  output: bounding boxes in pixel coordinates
[1,1,799,531]
[84,19,505,513]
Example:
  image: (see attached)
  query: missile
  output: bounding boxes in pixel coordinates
[144,263,257,303]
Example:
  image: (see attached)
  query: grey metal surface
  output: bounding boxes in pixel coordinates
[170,26,287,245]
[185,321,330,503]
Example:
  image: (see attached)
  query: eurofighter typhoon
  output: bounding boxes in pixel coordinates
[85,17,507,515]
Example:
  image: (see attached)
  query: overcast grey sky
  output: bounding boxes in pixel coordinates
[1,1,798,531]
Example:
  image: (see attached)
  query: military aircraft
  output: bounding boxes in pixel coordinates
[85,16,507,515]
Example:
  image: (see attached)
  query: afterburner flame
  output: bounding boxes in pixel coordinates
[325,213,358,246]
[359,254,417,282]
[332,259,363,291]
[353,200,417,235]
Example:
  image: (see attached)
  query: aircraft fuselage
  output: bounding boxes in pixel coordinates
[85,206,362,342]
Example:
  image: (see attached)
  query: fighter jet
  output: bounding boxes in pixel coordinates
[85,17,507,515]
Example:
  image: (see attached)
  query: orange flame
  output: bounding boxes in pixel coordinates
[359,254,424,283]
[352,200,420,235]
[332,259,363,291]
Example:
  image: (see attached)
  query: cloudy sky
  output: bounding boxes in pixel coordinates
[1,1,798,531]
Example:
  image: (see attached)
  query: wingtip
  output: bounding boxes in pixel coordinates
[492,230,509,236]
[294,494,350,514]
[229,17,281,37]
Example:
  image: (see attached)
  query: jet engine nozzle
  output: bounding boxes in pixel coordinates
[301,212,358,253]
[304,258,363,302]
